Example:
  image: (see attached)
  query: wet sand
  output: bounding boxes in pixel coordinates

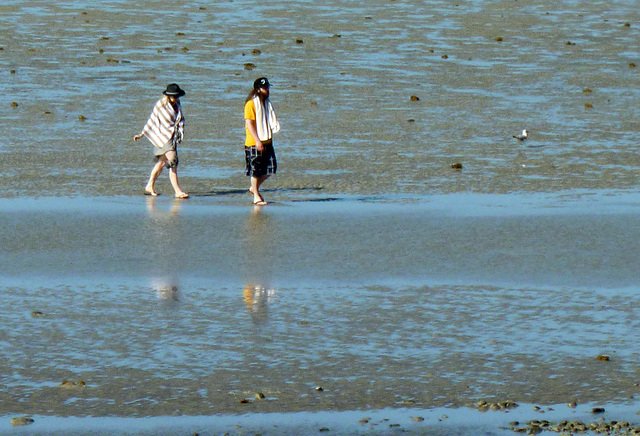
[11,404,640,435]
[1,0,640,198]
[2,194,640,435]
[2,0,640,433]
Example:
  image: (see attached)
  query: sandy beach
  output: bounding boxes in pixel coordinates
[2,0,640,434]
[1,0,639,199]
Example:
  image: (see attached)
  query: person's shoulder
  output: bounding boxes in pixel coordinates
[154,96,168,108]
[244,99,256,117]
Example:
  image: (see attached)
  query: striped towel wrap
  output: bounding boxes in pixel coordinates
[141,96,184,149]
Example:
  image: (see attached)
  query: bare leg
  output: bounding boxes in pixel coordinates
[250,175,270,204]
[169,167,189,198]
[145,158,166,196]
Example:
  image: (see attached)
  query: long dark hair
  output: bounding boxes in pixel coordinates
[245,89,260,102]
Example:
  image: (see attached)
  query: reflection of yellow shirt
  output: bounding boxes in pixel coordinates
[244,99,257,147]
[243,285,256,311]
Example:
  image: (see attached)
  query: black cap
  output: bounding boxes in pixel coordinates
[253,77,270,90]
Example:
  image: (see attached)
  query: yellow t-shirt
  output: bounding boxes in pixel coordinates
[244,99,272,147]
[244,99,257,147]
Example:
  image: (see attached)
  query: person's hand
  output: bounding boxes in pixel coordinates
[256,140,264,152]
[133,134,143,141]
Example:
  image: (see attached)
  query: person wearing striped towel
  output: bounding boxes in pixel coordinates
[244,77,280,206]
[134,84,189,199]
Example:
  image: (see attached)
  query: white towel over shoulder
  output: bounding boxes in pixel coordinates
[253,96,280,142]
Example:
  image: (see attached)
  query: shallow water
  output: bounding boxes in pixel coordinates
[1,0,640,198]
[2,194,640,425]
[10,402,640,436]
[2,0,640,433]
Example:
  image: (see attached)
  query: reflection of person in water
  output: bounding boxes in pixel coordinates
[145,196,182,215]
[146,198,182,291]
[152,278,179,301]
[243,204,276,323]
[244,206,275,279]
[243,285,276,323]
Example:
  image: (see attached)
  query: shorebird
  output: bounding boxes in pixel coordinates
[513,129,529,141]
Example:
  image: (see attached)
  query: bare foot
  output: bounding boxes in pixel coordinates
[249,188,265,204]
[144,187,159,196]
[175,192,190,199]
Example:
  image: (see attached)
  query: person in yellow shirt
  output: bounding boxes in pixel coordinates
[244,77,280,205]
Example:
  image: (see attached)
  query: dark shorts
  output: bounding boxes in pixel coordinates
[245,143,277,178]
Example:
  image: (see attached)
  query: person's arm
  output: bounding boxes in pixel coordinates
[245,118,264,152]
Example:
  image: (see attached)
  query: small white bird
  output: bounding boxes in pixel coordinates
[513,129,529,141]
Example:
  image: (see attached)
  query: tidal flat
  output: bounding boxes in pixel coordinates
[1,0,640,434]
[2,194,640,435]
[1,0,640,198]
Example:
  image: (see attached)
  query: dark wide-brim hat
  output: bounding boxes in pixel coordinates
[253,77,270,90]
[163,83,186,97]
